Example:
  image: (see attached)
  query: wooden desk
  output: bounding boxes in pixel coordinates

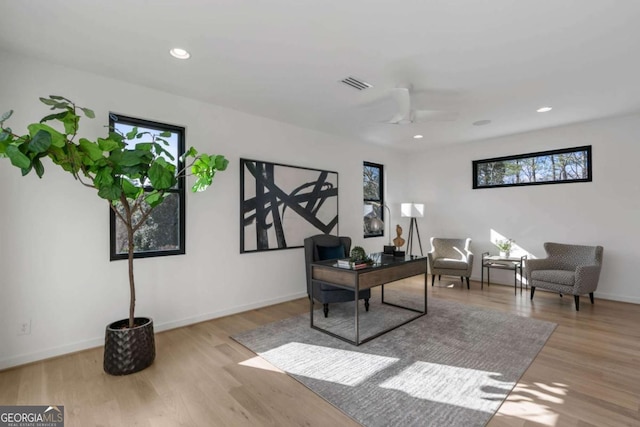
[310,253,427,345]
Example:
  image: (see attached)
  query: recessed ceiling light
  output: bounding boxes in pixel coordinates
[472,120,492,126]
[169,48,191,60]
[537,106,552,113]
[413,135,423,139]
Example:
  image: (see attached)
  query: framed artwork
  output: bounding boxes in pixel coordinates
[473,145,592,189]
[240,158,339,253]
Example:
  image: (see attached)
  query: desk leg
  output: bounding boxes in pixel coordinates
[355,283,360,345]
[481,264,484,290]
[310,285,314,327]
[514,268,517,295]
[424,270,428,314]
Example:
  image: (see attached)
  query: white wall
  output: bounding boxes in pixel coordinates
[406,114,640,303]
[0,50,409,369]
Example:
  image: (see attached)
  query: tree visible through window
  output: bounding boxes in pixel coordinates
[109,115,185,260]
[363,162,384,238]
[473,146,592,189]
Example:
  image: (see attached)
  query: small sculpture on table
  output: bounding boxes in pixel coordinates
[392,224,406,257]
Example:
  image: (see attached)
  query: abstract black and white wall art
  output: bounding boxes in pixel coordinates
[240,159,339,253]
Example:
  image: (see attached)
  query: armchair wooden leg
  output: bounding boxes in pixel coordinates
[438,275,441,280]
[364,298,370,312]
[574,295,580,311]
[323,303,329,318]
[466,277,470,289]
[530,286,535,300]
[589,292,595,304]
[431,275,435,286]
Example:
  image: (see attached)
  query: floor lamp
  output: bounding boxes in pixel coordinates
[401,203,424,257]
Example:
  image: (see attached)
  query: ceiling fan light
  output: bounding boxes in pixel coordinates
[169,48,191,59]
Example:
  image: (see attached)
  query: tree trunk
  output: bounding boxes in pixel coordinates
[127,222,136,329]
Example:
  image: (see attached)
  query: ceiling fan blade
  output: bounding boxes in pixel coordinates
[413,109,459,122]
[386,87,411,124]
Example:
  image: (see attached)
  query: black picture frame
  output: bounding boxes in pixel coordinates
[240,158,339,253]
[472,145,592,189]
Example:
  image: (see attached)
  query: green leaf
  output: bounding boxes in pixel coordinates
[214,155,229,171]
[148,158,176,189]
[126,127,138,140]
[0,131,11,142]
[108,131,125,144]
[119,149,151,167]
[192,174,213,192]
[152,142,175,160]
[39,97,58,106]
[78,138,104,161]
[159,131,171,138]
[80,107,95,118]
[33,157,45,178]
[61,112,79,134]
[180,146,198,162]
[97,137,122,152]
[144,190,165,208]
[21,164,32,176]
[49,95,71,102]
[93,166,114,188]
[39,111,68,124]
[97,184,122,201]
[6,145,31,169]
[27,123,65,148]
[1,110,13,123]
[39,97,69,110]
[27,129,52,153]
[122,178,142,199]
[135,142,153,151]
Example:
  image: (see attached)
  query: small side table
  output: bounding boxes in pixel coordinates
[481,252,527,295]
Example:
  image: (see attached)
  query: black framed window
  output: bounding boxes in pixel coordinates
[473,145,592,189]
[109,114,186,260]
[363,161,384,238]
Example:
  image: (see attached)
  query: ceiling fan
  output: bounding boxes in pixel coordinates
[383,87,458,125]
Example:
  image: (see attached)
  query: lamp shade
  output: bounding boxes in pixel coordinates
[400,203,424,218]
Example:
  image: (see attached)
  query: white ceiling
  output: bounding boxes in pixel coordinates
[2,0,640,151]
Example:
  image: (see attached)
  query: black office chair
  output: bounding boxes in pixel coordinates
[304,234,370,317]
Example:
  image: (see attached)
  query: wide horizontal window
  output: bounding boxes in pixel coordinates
[473,145,592,189]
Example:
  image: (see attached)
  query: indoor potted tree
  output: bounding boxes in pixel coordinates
[0,95,228,375]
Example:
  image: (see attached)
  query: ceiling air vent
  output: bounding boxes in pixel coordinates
[340,76,372,91]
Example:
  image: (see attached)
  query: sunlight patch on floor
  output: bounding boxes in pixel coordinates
[379,361,514,413]
[495,382,567,425]
[257,342,398,386]
[238,355,284,373]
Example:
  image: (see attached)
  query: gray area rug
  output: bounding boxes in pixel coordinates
[233,290,556,427]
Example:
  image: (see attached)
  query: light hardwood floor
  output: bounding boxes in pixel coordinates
[1,277,639,426]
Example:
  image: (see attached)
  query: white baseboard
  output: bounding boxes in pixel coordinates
[153,291,307,332]
[469,274,640,305]
[0,291,307,371]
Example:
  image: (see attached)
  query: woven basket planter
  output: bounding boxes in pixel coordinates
[103,317,156,375]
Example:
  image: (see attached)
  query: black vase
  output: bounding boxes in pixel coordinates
[103,317,156,375]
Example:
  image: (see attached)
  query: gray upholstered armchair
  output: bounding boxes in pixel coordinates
[526,242,603,311]
[304,234,371,317]
[428,238,474,289]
